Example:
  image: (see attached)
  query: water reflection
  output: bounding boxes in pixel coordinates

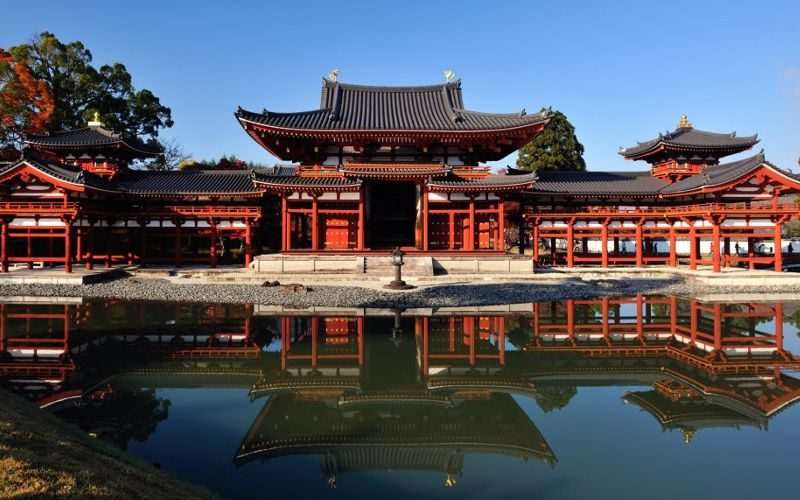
[1,296,799,493]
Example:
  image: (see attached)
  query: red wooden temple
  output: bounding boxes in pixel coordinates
[2,79,799,272]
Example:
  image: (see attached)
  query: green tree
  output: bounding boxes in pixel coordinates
[534,385,578,413]
[516,109,585,172]
[8,32,172,144]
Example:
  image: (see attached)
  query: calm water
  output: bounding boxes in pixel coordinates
[2,296,800,499]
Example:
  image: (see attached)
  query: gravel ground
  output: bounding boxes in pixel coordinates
[1,274,791,307]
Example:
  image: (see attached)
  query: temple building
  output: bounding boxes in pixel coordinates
[1,78,799,273]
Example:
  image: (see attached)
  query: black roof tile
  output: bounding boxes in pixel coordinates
[1,153,119,192]
[529,170,667,196]
[237,79,550,132]
[620,127,758,159]
[428,172,538,189]
[660,152,776,195]
[26,126,161,156]
[115,170,260,196]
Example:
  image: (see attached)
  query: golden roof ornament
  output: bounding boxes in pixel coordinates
[88,111,103,127]
[680,428,695,444]
[327,69,339,82]
[444,70,456,82]
[676,114,693,129]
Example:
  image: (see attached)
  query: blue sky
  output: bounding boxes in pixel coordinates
[3,0,799,171]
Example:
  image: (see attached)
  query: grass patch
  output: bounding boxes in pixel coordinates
[0,389,214,499]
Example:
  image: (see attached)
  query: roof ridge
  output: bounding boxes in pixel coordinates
[322,78,461,93]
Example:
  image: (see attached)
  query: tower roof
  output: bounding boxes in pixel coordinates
[25,125,161,158]
[619,120,758,161]
[238,79,550,133]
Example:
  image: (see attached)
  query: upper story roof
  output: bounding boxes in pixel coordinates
[619,117,758,162]
[237,79,550,133]
[25,124,161,158]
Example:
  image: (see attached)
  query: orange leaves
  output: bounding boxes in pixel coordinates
[0,48,55,142]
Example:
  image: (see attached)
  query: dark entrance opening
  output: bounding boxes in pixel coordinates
[366,182,417,249]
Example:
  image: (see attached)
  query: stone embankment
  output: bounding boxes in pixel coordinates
[1,273,799,307]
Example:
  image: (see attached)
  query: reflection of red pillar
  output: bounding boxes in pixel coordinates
[690,301,698,344]
[422,317,429,376]
[566,299,575,340]
[713,304,722,351]
[281,317,289,370]
[670,296,678,331]
[311,317,319,369]
[775,303,784,351]
[601,297,609,339]
[636,294,644,338]
[498,317,506,365]
[357,317,364,366]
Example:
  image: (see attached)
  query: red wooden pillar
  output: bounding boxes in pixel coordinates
[76,228,83,267]
[449,212,455,250]
[64,222,72,273]
[711,221,721,272]
[209,221,217,268]
[311,196,319,251]
[357,191,365,251]
[139,224,147,268]
[244,221,253,267]
[0,219,8,273]
[468,197,476,251]
[601,221,609,268]
[689,225,697,270]
[774,221,783,272]
[86,224,94,270]
[531,220,539,263]
[422,187,429,251]
[669,224,677,268]
[635,222,643,268]
[497,198,505,252]
[723,237,731,268]
[26,233,32,270]
[566,220,574,267]
[281,195,289,252]
[174,220,182,268]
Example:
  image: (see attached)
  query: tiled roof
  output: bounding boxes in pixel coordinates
[252,169,361,189]
[428,172,538,190]
[661,152,773,195]
[237,79,550,132]
[530,170,667,196]
[115,170,261,196]
[620,127,758,159]
[1,153,118,192]
[25,126,161,156]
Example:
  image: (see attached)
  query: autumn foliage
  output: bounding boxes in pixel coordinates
[0,48,54,148]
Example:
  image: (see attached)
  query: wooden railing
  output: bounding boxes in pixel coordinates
[525,202,800,219]
[0,202,78,215]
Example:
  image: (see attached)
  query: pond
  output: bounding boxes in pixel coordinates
[2,296,799,499]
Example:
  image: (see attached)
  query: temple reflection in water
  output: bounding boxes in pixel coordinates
[1,296,799,486]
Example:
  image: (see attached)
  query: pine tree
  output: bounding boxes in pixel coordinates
[516,109,585,172]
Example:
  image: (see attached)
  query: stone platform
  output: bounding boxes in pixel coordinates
[0,265,128,285]
[249,253,534,276]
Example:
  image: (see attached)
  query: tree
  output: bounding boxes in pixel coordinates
[0,48,54,149]
[534,385,578,413]
[8,32,172,143]
[139,137,190,171]
[178,155,269,170]
[516,109,585,172]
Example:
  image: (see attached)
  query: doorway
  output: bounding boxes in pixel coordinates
[366,182,417,249]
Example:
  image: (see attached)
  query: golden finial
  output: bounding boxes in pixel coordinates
[327,69,339,82]
[680,428,695,444]
[676,114,693,129]
[444,474,457,488]
[88,111,103,127]
[444,70,456,82]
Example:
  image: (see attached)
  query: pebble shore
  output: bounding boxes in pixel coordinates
[2,274,792,307]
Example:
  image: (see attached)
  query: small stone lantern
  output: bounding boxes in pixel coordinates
[384,247,415,290]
